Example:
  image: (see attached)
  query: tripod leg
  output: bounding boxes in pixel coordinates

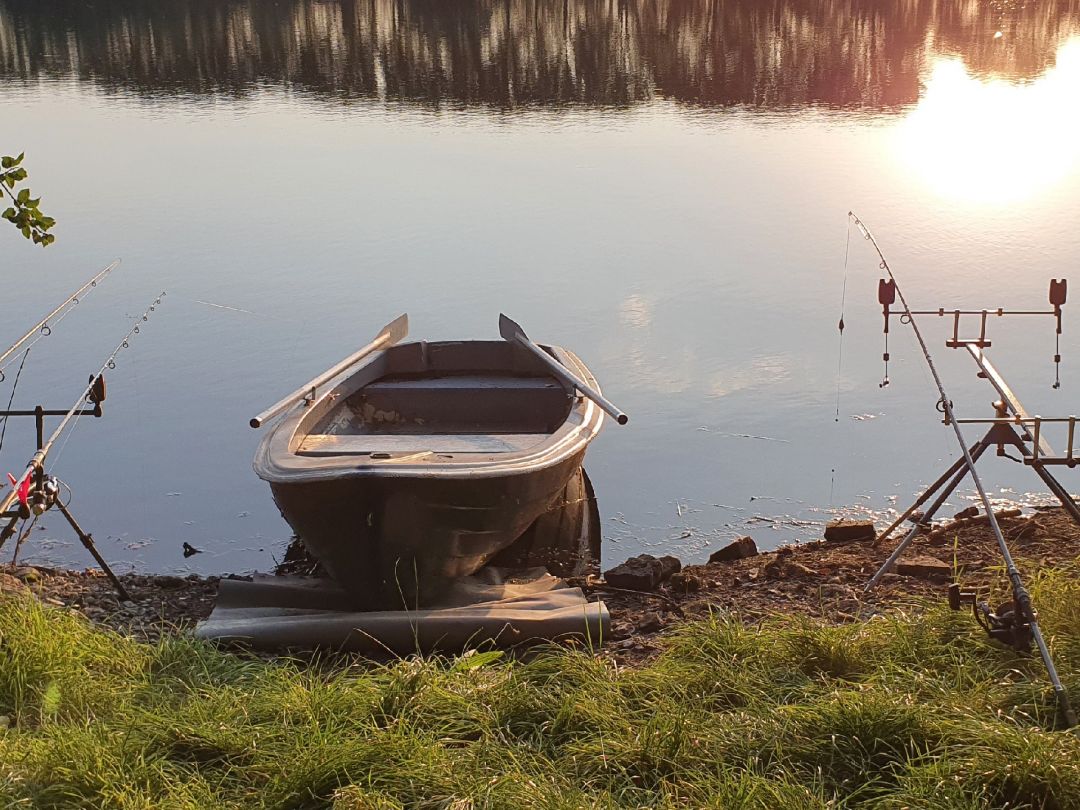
[867,438,992,590]
[54,500,132,602]
[1030,464,1080,526]
[875,448,974,544]
[0,513,20,554]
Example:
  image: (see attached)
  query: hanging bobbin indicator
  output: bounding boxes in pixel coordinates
[1050,279,1067,389]
[876,278,1067,390]
[878,278,896,387]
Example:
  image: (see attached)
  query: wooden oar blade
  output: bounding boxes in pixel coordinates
[499,313,527,342]
[379,313,409,345]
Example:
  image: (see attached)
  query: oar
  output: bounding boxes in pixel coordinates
[499,313,628,425]
[250,314,408,429]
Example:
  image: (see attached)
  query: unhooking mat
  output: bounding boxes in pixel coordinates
[195,567,609,654]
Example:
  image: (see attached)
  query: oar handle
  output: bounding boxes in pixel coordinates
[250,335,389,429]
[250,314,408,429]
[513,337,628,425]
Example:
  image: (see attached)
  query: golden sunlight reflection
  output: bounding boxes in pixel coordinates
[896,38,1080,205]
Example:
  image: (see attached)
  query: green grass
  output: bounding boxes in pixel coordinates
[1,565,1079,809]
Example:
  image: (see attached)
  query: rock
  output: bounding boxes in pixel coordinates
[953,506,980,520]
[764,558,819,580]
[708,536,759,563]
[658,555,681,580]
[13,567,41,584]
[668,571,703,593]
[824,520,876,543]
[636,612,663,634]
[603,555,676,591]
[787,561,820,578]
[0,573,29,594]
[895,556,951,580]
[152,575,185,589]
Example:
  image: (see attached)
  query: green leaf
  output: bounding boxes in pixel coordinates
[16,188,29,204]
[0,156,12,169]
[20,225,30,238]
[1,208,13,221]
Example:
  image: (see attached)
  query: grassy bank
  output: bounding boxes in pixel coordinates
[1,566,1079,809]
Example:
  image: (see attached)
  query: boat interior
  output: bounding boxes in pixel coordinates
[299,341,576,457]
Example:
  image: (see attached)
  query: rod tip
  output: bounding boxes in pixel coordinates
[249,418,261,429]
[617,414,629,425]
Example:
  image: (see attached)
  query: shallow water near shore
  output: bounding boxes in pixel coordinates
[1,0,1079,575]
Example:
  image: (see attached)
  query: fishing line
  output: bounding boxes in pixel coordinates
[10,513,38,565]
[0,348,31,455]
[850,211,1075,727]
[1,301,81,378]
[178,293,309,328]
[836,219,851,422]
[830,219,853,506]
[48,293,166,472]
[0,261,119,380]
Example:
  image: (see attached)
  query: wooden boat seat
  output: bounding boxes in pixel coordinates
[345,373,571,435]
[298,433,550,456]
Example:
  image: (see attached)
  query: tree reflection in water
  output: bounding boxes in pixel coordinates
[0,0,1078,109]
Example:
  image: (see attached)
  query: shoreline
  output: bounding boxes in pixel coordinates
[3,506,1077,660]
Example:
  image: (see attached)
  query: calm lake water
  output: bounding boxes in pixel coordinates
[1,0,1079,575]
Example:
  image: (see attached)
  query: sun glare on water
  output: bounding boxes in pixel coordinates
[896,37,1080,206]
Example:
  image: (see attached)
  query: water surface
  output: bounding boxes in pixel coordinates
[1,0,1079,573]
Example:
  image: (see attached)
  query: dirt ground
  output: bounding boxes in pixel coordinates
[589,506,1080,662]
[2,506,1077,663]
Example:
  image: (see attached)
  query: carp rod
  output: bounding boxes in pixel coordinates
[0,291,165,519]
[0,260,120,379]
[848,212,1075,728]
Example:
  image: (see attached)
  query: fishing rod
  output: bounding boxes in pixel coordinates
[0,291,166,519]
[0,260,120,378]
[848,212,1075,728]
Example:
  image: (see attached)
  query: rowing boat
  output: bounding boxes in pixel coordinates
[253,332,609,608]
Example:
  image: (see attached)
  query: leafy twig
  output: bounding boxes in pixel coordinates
[1,153,56,246]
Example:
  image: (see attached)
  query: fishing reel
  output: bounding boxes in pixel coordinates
[29,475,60,517]
[8,472,61,520]
[948,583,1033,652]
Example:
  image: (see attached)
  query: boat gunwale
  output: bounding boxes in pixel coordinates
[253,340,605,483]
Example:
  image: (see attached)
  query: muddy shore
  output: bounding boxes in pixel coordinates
[2,506,1077,662]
